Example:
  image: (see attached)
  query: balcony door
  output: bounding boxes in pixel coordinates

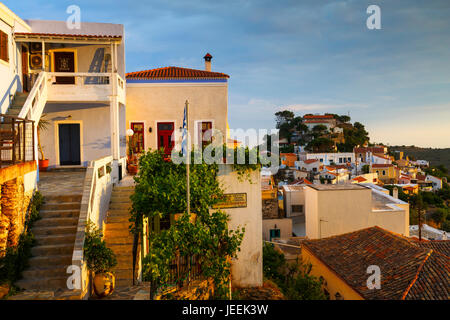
[58,123,81,165]
[53,51,75,84]
[157,122,174,156]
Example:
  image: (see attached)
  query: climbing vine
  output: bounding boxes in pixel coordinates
[130,148,261,299]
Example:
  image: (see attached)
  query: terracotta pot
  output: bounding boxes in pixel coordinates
[39,159,49,172]
[93,272,115,298]
[127,164,138,175]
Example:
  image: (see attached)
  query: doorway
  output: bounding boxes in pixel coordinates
[53,51,75,84]
[58,123,81,165]
[21,45,29,92]
[130,122,145,153]
[157,122,174,155]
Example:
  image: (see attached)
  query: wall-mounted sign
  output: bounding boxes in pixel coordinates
[213,193,247,209]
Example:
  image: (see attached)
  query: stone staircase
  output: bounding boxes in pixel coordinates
[7,92,28,117]
[15,194,81,292]
[104,186,135,288]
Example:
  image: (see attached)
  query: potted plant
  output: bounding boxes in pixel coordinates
[37,114,50,171]
[84,221,117,298]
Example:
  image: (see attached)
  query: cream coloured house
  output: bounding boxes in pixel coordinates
[125,54,229,155]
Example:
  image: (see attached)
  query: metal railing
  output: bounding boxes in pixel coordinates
[168,254,202,289]
[0,114,35,167]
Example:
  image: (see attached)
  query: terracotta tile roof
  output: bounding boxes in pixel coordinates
[126,66,229,80]
[302,226,450,300]
[414,241,450,258]
[303,159,318,164]
[291,178,312,185]
[14,32,121,39]
[354,147,385,154]
[303,115,334,119]
[352,176,367,182]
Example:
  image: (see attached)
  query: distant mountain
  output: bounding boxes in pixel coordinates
[389,146,450,170]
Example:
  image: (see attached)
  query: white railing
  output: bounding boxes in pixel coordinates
[72,155,114,298]
[18,72,48,121]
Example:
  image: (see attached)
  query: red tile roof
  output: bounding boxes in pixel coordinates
[302,227,450,300]
[14,32,121,39]
[126,66,229,80]
[354,147,385,154]
[352,176,367,182]
[303,115,334,119]
[303,159,318,164]
[291,178,313,185]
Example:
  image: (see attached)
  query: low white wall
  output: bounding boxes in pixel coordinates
[217,165,263,288]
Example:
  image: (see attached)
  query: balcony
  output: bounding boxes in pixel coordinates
[45,72,125,104]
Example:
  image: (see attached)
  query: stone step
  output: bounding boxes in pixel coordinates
[109,244,133,254]
[47,167,86,173]
[39,209,80,219]
[107,209,131,217]
[16,276,69,291]
[34,217,78,228]
[22,266,68,279]
[44,194,83,203]
[104,236,133,245]
[33,225,77,236]
[108,202,132,210]
[41,202,81,211]
[31,244,73,256]
[116,278,134,288]
[110,196,132,203]
[35,234,75,246]
[106,215,131,224]
[28,254,72,268]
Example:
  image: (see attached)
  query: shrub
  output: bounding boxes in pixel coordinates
[84,221,117,274]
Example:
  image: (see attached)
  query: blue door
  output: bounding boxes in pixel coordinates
[59,123,81,165]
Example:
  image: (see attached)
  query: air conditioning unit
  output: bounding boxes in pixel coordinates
[30,54,43,69]
[30,42,42,53]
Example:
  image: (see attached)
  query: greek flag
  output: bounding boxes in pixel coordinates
[181,105,187,157]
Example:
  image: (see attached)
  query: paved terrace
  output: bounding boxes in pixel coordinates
[37,170,86,196]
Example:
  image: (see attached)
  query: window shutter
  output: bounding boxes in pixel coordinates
[0,31,8,62]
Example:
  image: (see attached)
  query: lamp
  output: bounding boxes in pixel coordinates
[126,129,134,158]
[126,129,134,137]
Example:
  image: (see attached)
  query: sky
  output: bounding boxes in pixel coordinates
[5,0,450,148]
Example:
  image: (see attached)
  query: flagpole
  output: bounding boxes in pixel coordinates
[186,100,190,215]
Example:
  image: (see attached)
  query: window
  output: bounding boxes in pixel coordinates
[291,205,303,213]
[319,159,323,162]
[382,170,386,176]
[0,30,9,62]
[197,121,212,148]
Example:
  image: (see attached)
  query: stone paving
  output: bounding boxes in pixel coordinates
[38,170,86,196]
[90,282,150,300]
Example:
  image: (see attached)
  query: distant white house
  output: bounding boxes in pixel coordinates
[425,175,442,191]
[305,152,354,166]
[410,224,448,240]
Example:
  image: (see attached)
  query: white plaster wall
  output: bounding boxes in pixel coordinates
[40,105,112,167]
[217,165,262,288]
[262,218,292,241]
[126,83,228,152]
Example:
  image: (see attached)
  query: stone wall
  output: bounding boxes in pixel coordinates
[0,175,33,257]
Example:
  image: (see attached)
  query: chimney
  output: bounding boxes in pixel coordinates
[393,187,398,199]
[204,53,212,72]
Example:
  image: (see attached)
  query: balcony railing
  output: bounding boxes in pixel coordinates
[45,72,126,104]
[0,114,35,167]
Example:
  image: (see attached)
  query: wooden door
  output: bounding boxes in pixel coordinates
[130,122,145,153]
[59,124,81,165]
[21,46,29,92]
[157,122,174,155]
[54,52,75,84]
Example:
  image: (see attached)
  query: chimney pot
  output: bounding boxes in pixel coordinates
[204,53,212,72]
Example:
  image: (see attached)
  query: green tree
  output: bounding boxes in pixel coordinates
[275,110,295,129]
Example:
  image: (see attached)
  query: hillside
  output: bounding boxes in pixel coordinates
[389,146,450,170]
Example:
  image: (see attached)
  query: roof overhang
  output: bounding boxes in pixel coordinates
[14,32,122,44]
